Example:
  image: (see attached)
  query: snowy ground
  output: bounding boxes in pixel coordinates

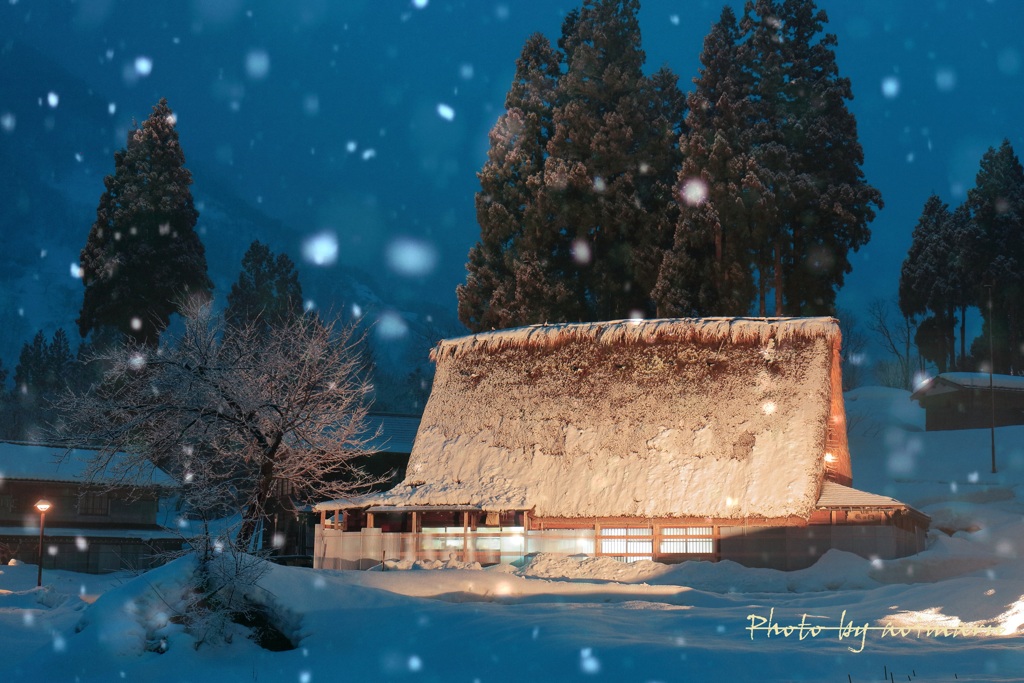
[3,386,1024,681]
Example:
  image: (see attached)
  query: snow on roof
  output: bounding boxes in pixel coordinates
[816,481,911,509]
[911,372,1024,400]
[320,318,847,520]
[431,316,840,362]
[0,525,181,541]
[0,442,174,487]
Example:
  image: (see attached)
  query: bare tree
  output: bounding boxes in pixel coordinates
[836,307,869,390]
[866,297,921,390]
[54,302,382,552]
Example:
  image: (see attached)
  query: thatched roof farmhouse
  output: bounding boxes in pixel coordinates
[316,318,927,570]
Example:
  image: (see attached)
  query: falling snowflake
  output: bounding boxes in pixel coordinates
[436,103,455,121]
[1,112,15,132]
[134,56,153,76]
[680,178,708,206]
[881,76,900,99]
[304,94,320,116]
[387,237,437,277]
[245,49,270,79]
[935,68,956,92]
[46,92,59,108]
[571,239,592,265]
[579,648,600,674]
[302,232,339,266]
[376,311,408,340]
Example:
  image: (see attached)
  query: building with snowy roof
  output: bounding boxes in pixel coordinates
[0,442,181,573]
[314,318,929,571]
[910,372,1024,431]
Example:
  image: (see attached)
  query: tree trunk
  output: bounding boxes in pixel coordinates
[758,267,767,317]
[237,459,276,551]
[773,242,783,316]
[236,433,283,551]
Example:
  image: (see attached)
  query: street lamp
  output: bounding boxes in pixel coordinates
[34,499,51,588]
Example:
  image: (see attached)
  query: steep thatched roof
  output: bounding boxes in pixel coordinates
[328,318,850,520]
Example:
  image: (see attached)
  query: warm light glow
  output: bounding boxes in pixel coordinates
[824,453,836,464]
[34,499,52,513]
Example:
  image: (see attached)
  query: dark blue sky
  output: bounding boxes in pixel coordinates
[2,0,1022,341]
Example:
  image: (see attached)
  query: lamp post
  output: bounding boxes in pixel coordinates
[34,499,51,588]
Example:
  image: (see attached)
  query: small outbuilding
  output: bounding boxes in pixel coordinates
[910,372,1024,431]
[315,318,928,570]
[0,442,181,573]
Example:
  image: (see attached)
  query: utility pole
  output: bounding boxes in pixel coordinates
[987,283,997,474]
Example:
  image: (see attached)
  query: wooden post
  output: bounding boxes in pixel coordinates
[410,511,419,563]
[594,522,602,557]
[462,511,470,563]
[366,511,374,529]
[320,508,326,529]
[522,510,530,561]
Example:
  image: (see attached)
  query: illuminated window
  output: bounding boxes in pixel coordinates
[660,527,715,554]
[600,527,653,562]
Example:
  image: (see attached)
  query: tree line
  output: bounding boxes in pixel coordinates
[457,0,881,331]
[899,141,1024,377]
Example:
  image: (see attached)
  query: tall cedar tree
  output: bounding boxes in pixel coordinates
[899,195,961,371]
[545,0,684,321]
[78,98,212,346]
[966,140,1024,373]
[739,0,881,315]
[457,34,565,331]
[653,6,767,316]
[458,0,684,330]
[225,240,304,333]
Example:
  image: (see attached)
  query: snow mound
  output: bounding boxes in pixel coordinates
[650,549,879,592]
[381,558,483,571]
[515,553,672,583]
[70,555,200,657]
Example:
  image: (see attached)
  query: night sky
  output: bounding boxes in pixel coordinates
[1,0,1022,367]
